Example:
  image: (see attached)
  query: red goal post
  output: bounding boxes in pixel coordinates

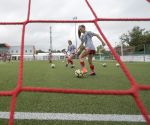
[0,0,150,125]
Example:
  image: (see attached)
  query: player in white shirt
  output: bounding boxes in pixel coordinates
[65,40,76,68]
[77,25,105,75]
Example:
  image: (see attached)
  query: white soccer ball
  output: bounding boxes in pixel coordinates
[75,69,83,78]
[102,63,107,67]
[51,64,55,68]
[116,63,120,67]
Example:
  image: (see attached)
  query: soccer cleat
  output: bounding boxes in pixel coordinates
[90,72,96,76]
[82,67,87,74]
[65,64,68,67]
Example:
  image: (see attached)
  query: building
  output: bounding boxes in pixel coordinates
[0,43,10,61]
[35,53,65,61]
[0,43,66,61]
[9,45,36,60]
[0,43,10,54]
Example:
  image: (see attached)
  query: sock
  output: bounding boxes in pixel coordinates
[80,61,85,68]
[70,60,73,65]
[90,64,94,72]
[67,58,70,64]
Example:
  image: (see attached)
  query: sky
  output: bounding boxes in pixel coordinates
[0,0,150,52]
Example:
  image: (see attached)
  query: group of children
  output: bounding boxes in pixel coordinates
[65,25,106,76]
[0,53,11,62]
[49,24,105,76]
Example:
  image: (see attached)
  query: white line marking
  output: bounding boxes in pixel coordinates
[0,112,147,122]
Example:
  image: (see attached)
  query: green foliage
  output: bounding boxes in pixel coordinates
[120,26,150,51]
[36,49,45,54]
[96,45,112,57]
[96,45,103,53]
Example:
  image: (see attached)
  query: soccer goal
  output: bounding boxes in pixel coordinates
[0,0,150,125]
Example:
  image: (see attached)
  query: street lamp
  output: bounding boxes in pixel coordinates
[144,44,146,62]
[73,16,77,49]
[49,26,52,52]
[120,41,123,57]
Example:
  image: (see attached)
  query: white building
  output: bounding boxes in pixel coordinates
[1,43,66,61]
[35,53,65,61]
[9,45,35,60]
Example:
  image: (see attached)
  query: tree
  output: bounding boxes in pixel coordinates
[143,31,150,44]
[61,49,66,53]
[36,49,45,54]
[57,50,61,53]
[96,45,105,54]
[96,45,112,56]
[120,26,150,51]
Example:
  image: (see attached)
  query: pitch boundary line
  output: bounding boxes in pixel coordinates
[0,112,147,122]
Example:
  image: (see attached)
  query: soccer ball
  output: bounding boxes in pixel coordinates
[51,64,55,68]
[75,69,83,78]
[116,63,120,67]
[102,63,107,67]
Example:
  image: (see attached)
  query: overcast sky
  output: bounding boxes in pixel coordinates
[0,0,150,51]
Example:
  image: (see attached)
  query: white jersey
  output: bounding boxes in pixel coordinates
[80,31,96,50]
[67,44,76,55]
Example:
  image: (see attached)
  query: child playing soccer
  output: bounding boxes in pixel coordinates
[65,40,76,68]
[77,25,105,75]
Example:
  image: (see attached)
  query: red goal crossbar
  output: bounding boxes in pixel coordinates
[0,0,150,125]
